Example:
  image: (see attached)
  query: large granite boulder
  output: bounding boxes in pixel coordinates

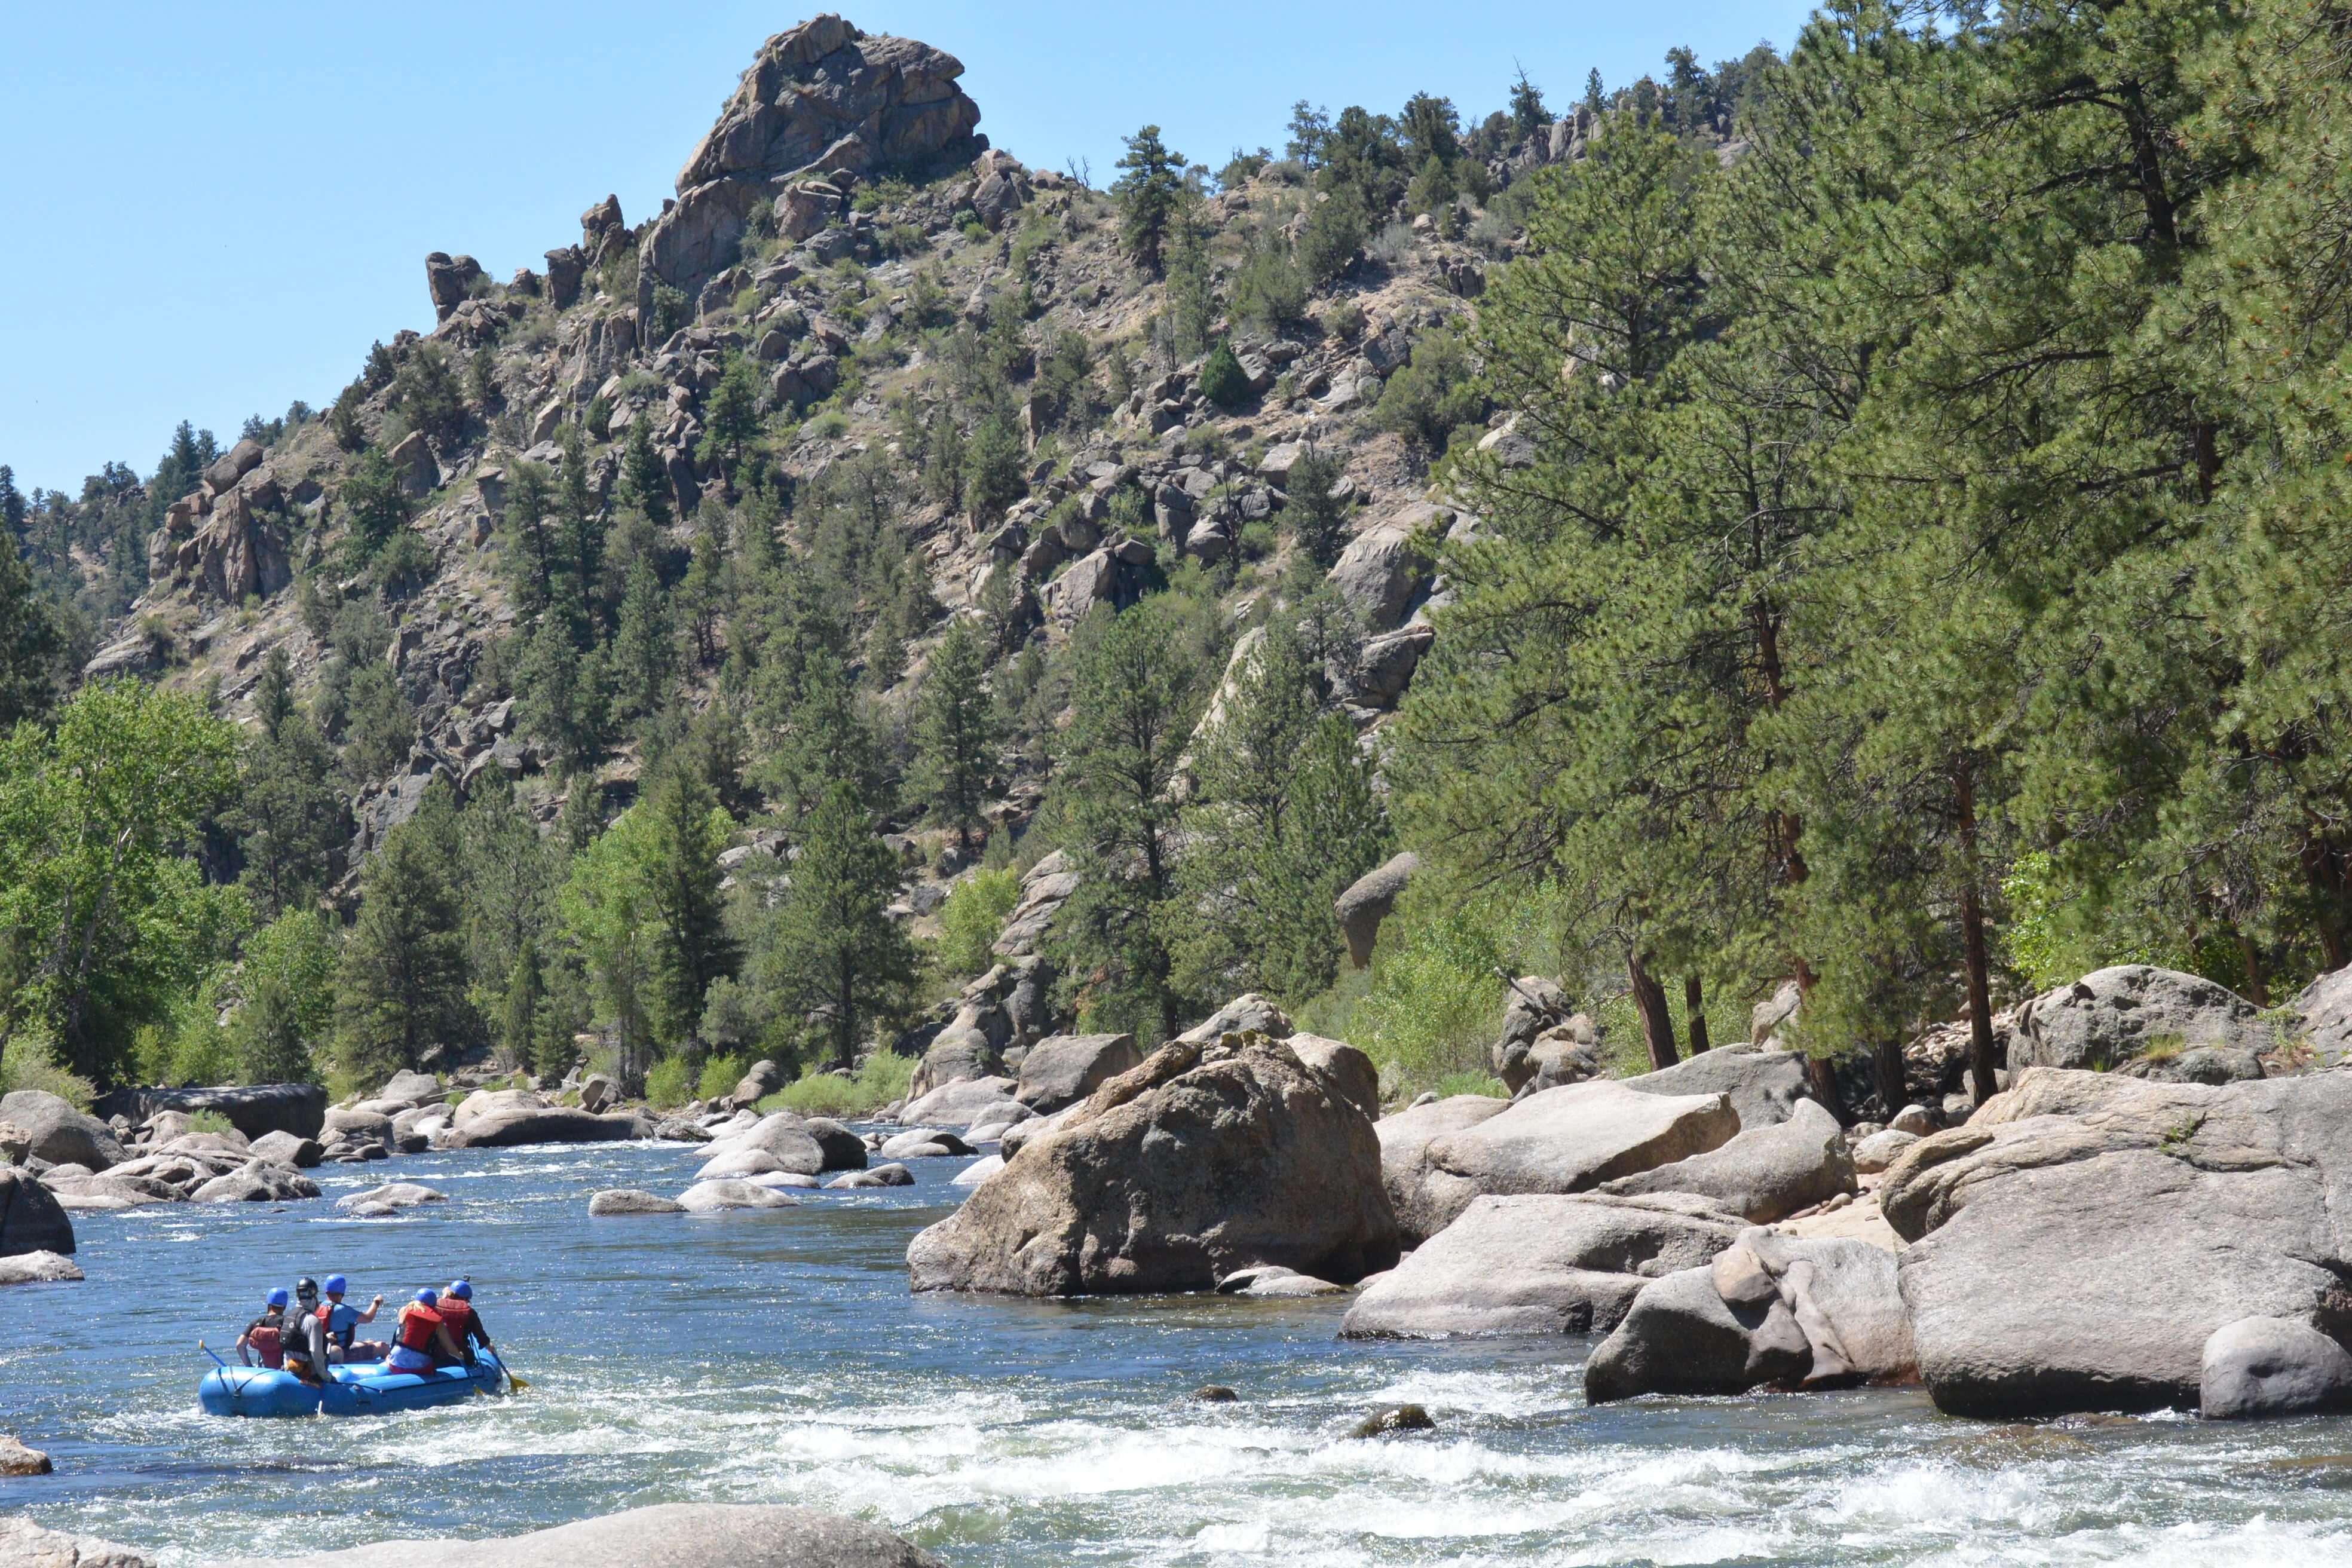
[2008,965,2271,1080]
[1,1090,125,1170]
[2291,961,2352,1065]
[907,1033,1398,1296]
[699,1110,865,1174]
[94,1082,327,1141]
[898,1074,1019,1128]
[191,1160,321,1204]
[2201,1315,2352,1419]
[0,1517,150,1567]
[1375,1094,1509,1242]
[1584,1229,1916,1402]
[1619,1047,1814,1131]
[678,1180,801,1212]
[905,1027,1005,1102]
[1,1165,76,1255]
[1334,852,1417,969]
[1340,1193,1747,1339]
[217,1503,944,1568]
[1285,1033,1381,1120]
[1013,1033,1141,1114]
[1599,1098,1855,1223]
[639,17,984,318]
[1392,1079,1740,1244]
[440,1091,651,1149]
[1883,1067,2352,1416]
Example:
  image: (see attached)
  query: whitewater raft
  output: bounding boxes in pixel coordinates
[199,1351,506,1417]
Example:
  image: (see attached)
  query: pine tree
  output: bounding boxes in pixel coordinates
[696,353,763,488]
[1113,125,1186,275]
[611,550,676,726]
[912,618,994,852]
[618,420,673,527]
[0,517,60,727]
[333,806,472,1076]
[751,780,914,1067]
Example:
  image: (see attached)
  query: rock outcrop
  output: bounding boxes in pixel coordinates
[438,1089,652,1149]
[1389,1078,1740,1244]
[1340,1192,1747,1338]
[1374,1094,1508,1240]
[1883,1066,2352,1416]
[1599,1098,1854,1223]
[1584,1229,1916,1402]
[2008,964,2273,1081]
[95,1083,327,1142]
[218,1503,944,1568]
[640,15,984,320]
[907,1033,1398,1295]
[1334,851,1417,969]
[1013,1033,1141,1114]
[2,1090,125,1169]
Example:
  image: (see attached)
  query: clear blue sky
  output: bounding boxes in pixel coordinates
[1,1,1815,496]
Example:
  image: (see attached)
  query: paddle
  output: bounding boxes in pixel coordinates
[198,1340,226,1368]
[495,1349,529,1394]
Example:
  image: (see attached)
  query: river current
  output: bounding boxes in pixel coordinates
[5,1137,2352,1566]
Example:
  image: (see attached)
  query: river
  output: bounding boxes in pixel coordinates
[5,1137,2352,1565]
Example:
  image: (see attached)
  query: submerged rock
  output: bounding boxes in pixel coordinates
[588,1189,686,1216]
[907,1033,1398,1296]
[216,1501,944,1568]
[335,1183,446,1214]
[1348,1404,1437,1438]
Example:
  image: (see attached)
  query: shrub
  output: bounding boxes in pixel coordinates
[697,1052,748,1104]
[1198,341,1251,409]
[1365,221,1417,269]
[938,867,1020,976]
[1297,186,1369,283]
[1324,297,1366,339]
[643,1054,694,1108]
[1230,238,1309,330]
[187,1109,236,1135]
[758,1049,916,1117]
[1373,327,1486,454]
[0,1028,96,1110]
[648,284,691,344]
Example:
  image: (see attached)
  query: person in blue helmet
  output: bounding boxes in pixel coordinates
[320,1274,388,1364]
[235,1288,290,1368]
[387,1288,462,1374]
[434,1279,492,1366]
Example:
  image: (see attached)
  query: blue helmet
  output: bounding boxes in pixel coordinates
[446,1279,472,1300]
[324,1274,347,1296]
[267,1288,289,1308]
[414,1288,438,1306]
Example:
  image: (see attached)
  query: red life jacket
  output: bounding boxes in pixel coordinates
[439,1298,477,1343]
[396,1302,443,1353]
[249,1324,283,1369]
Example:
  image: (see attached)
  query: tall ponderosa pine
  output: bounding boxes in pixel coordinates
[912,618,994,852]
[751,780,915,1067]
[1113,125,1186,275]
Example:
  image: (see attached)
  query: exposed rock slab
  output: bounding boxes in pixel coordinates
[1600,1099,1855,1223]
[1374,1094,1508,1245]
[217,1502,944,1568]
[1341,1193,1747,1339]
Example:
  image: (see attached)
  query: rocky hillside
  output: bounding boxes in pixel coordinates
[81,10,1584,902]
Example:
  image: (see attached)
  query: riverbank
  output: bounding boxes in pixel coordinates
[6,1137,2352,1566]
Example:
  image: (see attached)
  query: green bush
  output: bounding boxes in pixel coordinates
[1198,341,1251,408]
[1298,186,1370,283]
[1350,908,1506,1089]
[648,284,691,344]
[186,1109,236,1135]
[938,867,1021,976]
[758,1050,916,1117]
[697,1052,748,1104]
[0,1028,97,1110]
[1373,327,1485,453]
[643,1055,694,1109]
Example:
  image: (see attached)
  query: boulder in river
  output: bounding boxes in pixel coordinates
[191,1160,321,1204]
[907,1032,1399,1296]
[1,1165,78,1255]
[1341,1192,1748,1339]
[440,1089,652,1149]
[1,1090,125,1170]
[589,1189,687,1216]
[0,1249,83,1285]
[213,1501,944,1568]
[247,1131,323,1168]
[1374,1094,1508,1244]
[950,1154,1004,1187]
[1393,1078,1740,1243]
[1884,1065,2352,1417]
[879,1129,972,1159]
[2201,1315,2352,1420]
[1584,1229,1916,1402]
[678,1179,802,1212]
[0,1432,53,1474]
[700,1110,865,1174]
[335,1182,446,1214]
[1619,1046,1817,1131]
[828,1163,914,1189]
[896,1074,1020,1128]
[0,1515,149,1567]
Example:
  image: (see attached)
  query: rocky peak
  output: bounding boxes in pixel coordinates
[639,13,984,317]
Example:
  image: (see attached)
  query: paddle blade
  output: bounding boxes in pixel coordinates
[506,1371,530,1392]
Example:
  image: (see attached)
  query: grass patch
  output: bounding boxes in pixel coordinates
[758,1051,917,1118]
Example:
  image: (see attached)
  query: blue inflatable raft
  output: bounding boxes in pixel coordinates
[199,1352,506,1417]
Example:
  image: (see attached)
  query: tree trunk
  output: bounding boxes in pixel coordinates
[1791,958,1847,1123]
[2237,931,2270,1007]
[1954,767,1999,1107]
[1627,949,1679,1071]
[1683,975,1711,1054]
[1872,1037,1908,1120]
